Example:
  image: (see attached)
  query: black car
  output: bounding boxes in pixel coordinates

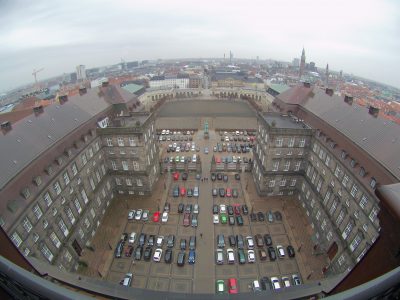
[242,204,249,215]
[134,246,143,260]
[178,203,184,213]
[144,246,152,261]
[223,175,228,182]
[164,202,170,212]
[182,172,188,180]
[211,173,216,181]
[287,245,295,258]
[213,204,219,214]
[217,173,223,180]
[236,235,244,249]
[250,213,257,222]
[268,246,277,261]
[274,211,283,221]
[167,235,175,248]
[115,241,124,258]
[185,204,192,213]
[228,216,235,225]
[260,276,271,290]
[227,205,234,216]
[139,233,146,247]
[235,173,240,180]
[164,249,173,263]
[236,215,244,226]
[147,235,155,247]
[219,188,225,197]
[229,235,236,247]
[177,251,186,266]
[180,238,186,250]
[257,212,265,222]
[264,234,273,246]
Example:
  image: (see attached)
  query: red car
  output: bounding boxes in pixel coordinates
[226,188,232,197]
[125,245,133,257]
[233,205,241,216]
[180,187,186,196]
[173,172,180,181]
[228,278,238,294]
[152,211,160,222]
[183,213,191,227]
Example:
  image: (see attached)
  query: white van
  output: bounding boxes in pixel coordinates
[192,154,197,163]
[193,186,199,197]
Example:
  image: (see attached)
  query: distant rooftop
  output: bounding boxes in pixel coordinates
[263,113,307,129]
[268,83,290,94]
[121,83,144,94]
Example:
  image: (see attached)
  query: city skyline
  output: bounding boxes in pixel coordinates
[0,0,399,92]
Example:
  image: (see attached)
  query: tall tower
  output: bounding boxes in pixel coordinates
[76,65,86,81]
[299,48,306,78]
[325,64,329,86]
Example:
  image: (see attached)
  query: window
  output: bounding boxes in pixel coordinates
[318,149,324,160]
[43,219,48,229]
[369,206,379,222]
[44,192,52,207]
[41,244,54,262]
[294,161,301,171]
[310,198,315,208]
[342,221,354,240]
[81,153,87,166]
[66,207,76,224]
[94,141,100,152]
[283,160,290,171]
[306,190,310,200]
[329,199,338,216]
[106,137,113,146]
[327,231,333,241]
[324,190,331,205]
[359,195,368,209]
[280,179,286,187]
[95,170,101,182]
[117,137,124,147]
[52,207,58,216]
[64,250,72,262]
[288,138,295,147]
[334,165,341,178]
[275,138,283,147]
[115,178,122,185]
[126,178,132,186]
[23,248,30,257]
[89,178,96,191]
[136,179,143,187]
[33,176,42,186]
[11,232,22,247]
[269,180,275,187]
[71,163,78,176]
[316,210,321,220]
[306,165,312,177]
[129,137,136,146]
[275,150,281,156]
[299,138,305,147]
[78,228,85,239]
[101,164,106,176]
[120,149,126,155]
[362,223,368,232]
[286,150,293,156]
[84,218,90,229]
[336,209,345,226]
[58,219,69,237]
[357,248,368,262]
[342,175,349,187]
[96,196,102,207]
[50,232,61,248]
[338,255,345,266]
[370,178,377,189]
[81,189,89,204]
[312,143,318,153]
[74,198,82,214]
[53,182,61,195]
[111,161,117,170]
[350,184,358,197]
[321,219,327,230]
[325,155,330,167]
[122,161,129,170]
[290,179,297,187]
[90,208,96,219]
[272,161,279,171]
[311,172,317,184]
[33,204,43,220]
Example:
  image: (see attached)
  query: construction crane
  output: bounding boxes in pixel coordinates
[32,68,44,84]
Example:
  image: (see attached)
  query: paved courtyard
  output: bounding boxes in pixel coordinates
[79,127,328,294]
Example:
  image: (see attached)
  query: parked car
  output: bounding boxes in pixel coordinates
[250,213,257,222]
[227,205,234,215]
[164,249,173,263]
[282,276,291,288]
[246,236,255,249]
[275,211,282,221]
[268,246,277,261]
[153,248,163,262]
[292,274,302,285]
[211,173,216,181]
[187,188,193,197]
[217,234,225,248]
[212,188,218,197]
[264,234,273,246]
[223,175,228,182]
[164,202,170,212]
[183,212,191,226]
[242,204,249,215]
[220,213,227,224]
[193,204,199,214]
[156,236,164,247]
[260,276,271,290]
[125,245,133,257]
[257,212,265,222]
[162,212,169,223]
[177,251,186,266]
[216,279,226,294]
[213,204,219,214]
[228,278,238,294]
[252,280,261,292]
[173,186,179,197]
[232,189,239,198]
[277,245,285,258]
[144,246,152,261]
[120,273,133,287]
[226,188,232,197]
[185,204,192,213]
[188,250,196,264]
[217,173,223,180]
[219,204,227,213]
[267,211,274,223]
[259,249,267,261]
[189,236,196,250]
[227,248,235,264]
[139,233,146,247]
[152,211,160,222]
[180,187,186,197]
[128,232,136,245]
[216,249,224,264]
[134,246,143,260]
[255,234,264,247]
[178,203,184,213]
[271,277,281,290]
[191,214,198,227]
[236,215,244,226]
[142,210,149,221]
[229,235,236,247]
[128,210,135,220]
[213,214,220,224]
[219,188,225,197]
[287,245,295,258]
[147,235,155,247]
[167,235,175,248]
[237,249,246,264]
[247,250,256,263]
[193,186,199,197]
[182,172,188,180]
[236,235,244,249]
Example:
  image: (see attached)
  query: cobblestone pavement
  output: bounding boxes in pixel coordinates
[80,126,328,294]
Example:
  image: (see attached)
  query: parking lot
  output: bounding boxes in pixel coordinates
[81,127,328,294]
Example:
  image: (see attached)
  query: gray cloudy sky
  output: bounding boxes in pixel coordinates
[0,0,399,92]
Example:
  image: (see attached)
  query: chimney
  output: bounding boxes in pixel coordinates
[79,87,87,95]
[33,105,44,115]
[1,121,12,133]
[368,106,379,117]
[325,88,334,96]
[59,94,68,104]
[303,82,311,88]
[102,80,109,87]
[344,95,353,105]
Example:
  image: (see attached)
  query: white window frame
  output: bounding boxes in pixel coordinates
[111,161,117,170]
[33,204,43,220]
[350,184,358,197]
[53,181,61,195]
[275,138,283,147]
[294,161,301,171]
[117,137,124,147]
[272,161,279,171]
[299,138,305,148]
[66,207,76,224]
[288,137,295,147]
[58,219,69,237]
[22,218,32,233]
[122,161,129,171]
[81,189,89,204]
[269,180,275,187]
[283,160,290,171]
[71,163,78,176]
[44,192,52,207]
[11,232,22,247]
[359,195,368,209]
[50,232,61,248]
[106,137,113,147]
[74,198,82,214]
[342,221,353,240]
[41,244,54,262]
[290,179,297,187]
[63,172,70,185]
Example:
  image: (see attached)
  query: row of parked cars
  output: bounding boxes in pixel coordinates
[164,154,199,164]
[214,142,252,153]
[128,209,169,223]
[212,187,239,198]
[211,172,240,181]
[167,142,199,153]
[249,211,282,223]
[173,185,199,197]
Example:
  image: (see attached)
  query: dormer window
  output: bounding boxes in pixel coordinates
[350,159,356,168]
[359,167,366,177]
[45,165,53,175]
[21,188,31,199]
[370,178,377,189]
[33,176,42,186]
[64,149,73,158]
[341,150,347,159]
[56,157,63,166]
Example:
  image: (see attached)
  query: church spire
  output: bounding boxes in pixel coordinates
[299,47,306,79]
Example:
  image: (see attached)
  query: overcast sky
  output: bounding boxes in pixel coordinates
[0,0,399,92]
